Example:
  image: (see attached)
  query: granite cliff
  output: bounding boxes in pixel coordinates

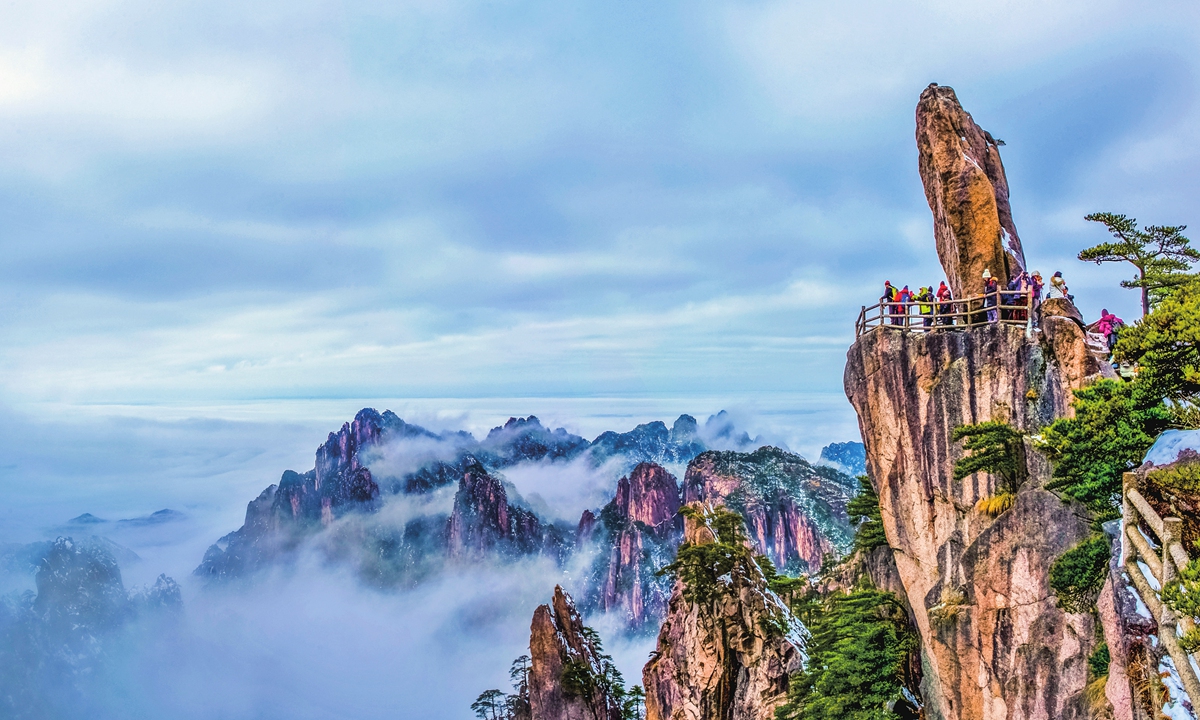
[844,85,1113,719]
[527,586,624,720]
[683,447,857,574]
[578,462,683,632]
[641,504,805,720]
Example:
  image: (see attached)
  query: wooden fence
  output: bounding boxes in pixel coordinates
[855,289,1034,338]
[1121,471,1200,703]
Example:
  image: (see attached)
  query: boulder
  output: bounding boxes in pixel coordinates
[1040,297,1085,326]
[917,83,1026,298]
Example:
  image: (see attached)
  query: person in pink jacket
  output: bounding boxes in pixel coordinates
[1097,309,1123,352]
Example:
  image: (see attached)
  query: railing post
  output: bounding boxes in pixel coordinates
[1026,289,1033,338]
[1121,472,1138,569]
[1164,517,1183,586]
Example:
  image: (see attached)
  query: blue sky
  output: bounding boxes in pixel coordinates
[0,1,1198,516]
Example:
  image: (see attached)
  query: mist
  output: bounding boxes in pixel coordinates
[0,400,852,719]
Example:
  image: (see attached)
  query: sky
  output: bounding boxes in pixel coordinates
[0,0,1199,531]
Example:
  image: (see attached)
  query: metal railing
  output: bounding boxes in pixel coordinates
[855,290,1034,337]
[1121,471,1200,702]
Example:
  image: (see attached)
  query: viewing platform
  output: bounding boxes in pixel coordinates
[855,289,1035,337]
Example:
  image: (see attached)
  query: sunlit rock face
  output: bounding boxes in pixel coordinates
[682,447,857,574]
[579,463,683,632]
[845,324,1106,720]
[916,83,1025,297]
[528,586,623,720]
[641,505,804,720]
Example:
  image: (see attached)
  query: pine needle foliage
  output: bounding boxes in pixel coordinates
[1162,557,1200,653]
[659,505,756,608]
[1049,535,1111,614]
[952,422,1026,491]
[1114,277,1200,423]
[775,587,917,720]
[848,476,888,552]
[1081,212,1200,316]
[1040,380,1170,518]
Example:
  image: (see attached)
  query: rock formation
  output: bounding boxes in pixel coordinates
[447,461,546,559]
[642,505,805,720]
[917,83,1025,297]
[579,463,683,631]
[589,415,707,470]
[528,586,623,720]
[683,447,857,573]
[845,294,1107,720]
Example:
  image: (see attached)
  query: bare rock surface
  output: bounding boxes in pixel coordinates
[528,586,622,720]
[642,505,804,720]
[917,83,1025,297]
[845,323,1104,720]
[580,463,682,631]
[682,447,856,574]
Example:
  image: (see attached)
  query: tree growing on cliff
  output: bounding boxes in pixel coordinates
[1114,277,1200,427]
[659,505,756,607]
[1080,212,1199,316]
[952,422,1026,517]
[775,586,918,720]
[1041,380,1171,519]
[472,689,508,720]
[848,476,887,552]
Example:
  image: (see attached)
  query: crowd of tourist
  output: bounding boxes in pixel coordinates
[876,268,1126,356]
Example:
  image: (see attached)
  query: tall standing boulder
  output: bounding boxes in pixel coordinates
[916,83,1026,297]
[641,504,805,720]
[528,586,623,720]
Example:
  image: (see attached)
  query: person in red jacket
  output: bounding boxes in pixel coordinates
[936,281,953,325]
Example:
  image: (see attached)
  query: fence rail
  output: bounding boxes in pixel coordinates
[855,289,1034,337]
[1121,471,1200,703]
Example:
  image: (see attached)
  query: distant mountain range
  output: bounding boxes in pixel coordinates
[192,407,862,633]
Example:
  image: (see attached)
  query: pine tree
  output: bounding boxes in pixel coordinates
[1081,212,1200,316]
[472,689,507,720]
[951,422,1026,491]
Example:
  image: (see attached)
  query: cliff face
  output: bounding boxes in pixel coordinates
[581,463,682,632]
[683,447,857,573]
[528,586,623,720]
[845,323,1103,720]
[916,83,1025,296]
[642,507,804,720]
[447,462,546,559]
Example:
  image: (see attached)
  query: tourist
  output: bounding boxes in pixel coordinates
[983,269,998,323]
[1048,271,1073,301]
[897,285,913,326]
[1097,309,1124,353]
[882,281,898,325]
[936,281,953,325]
[1030,271,1044,321]
[916,286,934,327]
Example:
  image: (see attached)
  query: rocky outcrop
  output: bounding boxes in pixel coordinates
[589,415,707,469]
[580,463,682,631]
[845,323,1105,719]
[642,506,804,720]
[484,416,591,466]
[528,586,623,720]
[818,441,866,476]
[917,83,1025,297]
[447,462,546,559]
[683,447,857,573]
